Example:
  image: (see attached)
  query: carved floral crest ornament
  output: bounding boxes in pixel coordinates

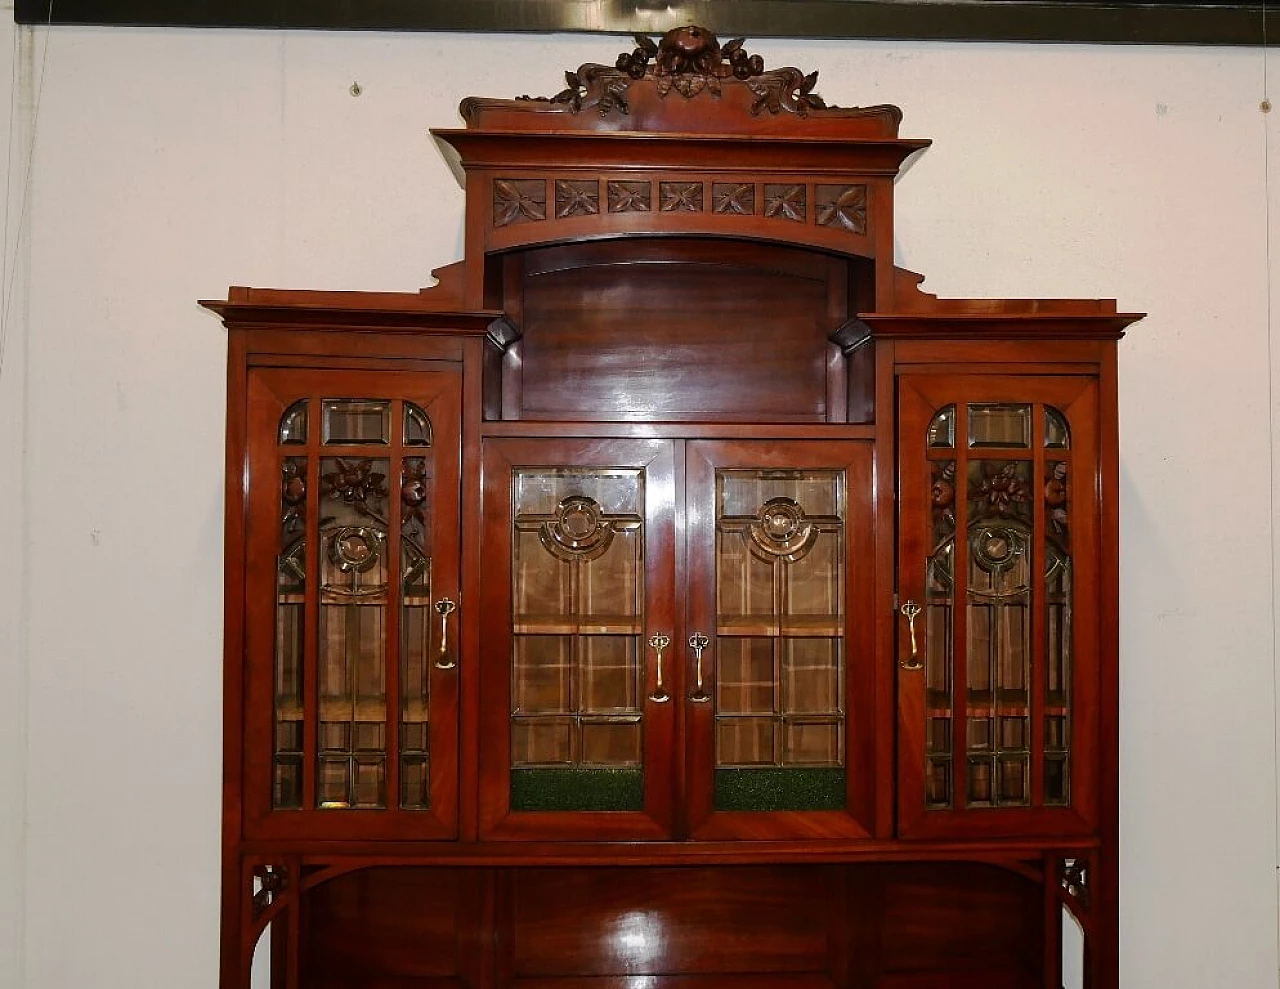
[531,24,828,117]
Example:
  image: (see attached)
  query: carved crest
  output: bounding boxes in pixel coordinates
[524,25,830,118]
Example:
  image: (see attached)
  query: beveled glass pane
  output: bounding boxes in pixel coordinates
[580,719,642,765]
[781,638,841,714]
[782,718,842,765]
[718,470,840,518]
[514,529,572,620]
[401,756,430,809]
[400,453,433,810]
[581,528,642,620]
[1045,716,1068,751]
[274,757,302,809]
[316,456,389,809]
[322,399,390,444]
[967,718,992,751]
[716,527,776,624]
[718,717,776,766]
[1000,716,1027,750]
[784,525,843,621]
[512,717,576,765]
[274,456,307,810]
[716,637,775,714]
[927,717,951,755]
[318,757,352,808]
[509,467,645,796]
[926,452,957,772]
[579,636,639,712]
[319,721,351,752]
[968,403,1031,448]
[1045,458,1073,808]
[997,754,1028,806]
[925,758,951,809]
[353,757,386,808]
[1045,755,1070,806]
[279,400,308,444]
[1045,406,1071,448]
[514,468,641,517]
[354,721,385,752]
[513,635,572,713]
[966,757,993,807]
[927,404,955,448]
[403,401,432,446]
[715,468,847,776]
[401,723,428,751]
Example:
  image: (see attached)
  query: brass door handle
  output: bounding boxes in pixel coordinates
[899,600,924,670]
[689,632,711,703]
[648,632,672,703]
[434,598,457,669]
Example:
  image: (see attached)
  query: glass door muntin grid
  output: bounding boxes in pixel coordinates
[712,468,847,810]
[269,391,445,813]
[920,400,1075,813]
[509,467,648,810]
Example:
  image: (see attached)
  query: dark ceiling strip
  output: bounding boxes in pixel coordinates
[12,0,1273,46]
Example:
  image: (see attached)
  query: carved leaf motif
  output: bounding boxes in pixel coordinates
[816,185,867,234]
[493,179,547,227]
[672,75,707,99]
[608,181,651,213]
[764,184,806,222]
[660,182,703,212]
[713,183,754,215]
[555,180,600,218]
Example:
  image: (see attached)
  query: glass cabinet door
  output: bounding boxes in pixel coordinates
[897,376,1099,839]
[478,438,677,840]
[685,440,875,839]
[243,368,461,840]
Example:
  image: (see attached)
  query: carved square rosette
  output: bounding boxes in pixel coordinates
[764,184,806,223]
[493,179,547,227]
[713,183,755,215]
[555,179,600,218]
[607,181,652,213]
[816,184,868,234]
[660,181,704,213]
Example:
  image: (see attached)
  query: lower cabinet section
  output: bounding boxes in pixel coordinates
[293,863,1044,989]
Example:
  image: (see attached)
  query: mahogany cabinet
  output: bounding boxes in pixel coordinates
[206,26,1138,989]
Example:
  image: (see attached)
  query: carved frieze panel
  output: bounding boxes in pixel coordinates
[487,175,872,247]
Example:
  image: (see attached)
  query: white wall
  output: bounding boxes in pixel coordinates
[3,25,1276,989]
[0,6,28,989]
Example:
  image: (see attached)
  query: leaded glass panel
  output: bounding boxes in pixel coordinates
[713,469,846,811]
[509,468,645,811]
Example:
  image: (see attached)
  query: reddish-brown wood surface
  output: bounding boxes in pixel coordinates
[207,26,1136,989]
[477,437,679,841]
[683,439,877,840]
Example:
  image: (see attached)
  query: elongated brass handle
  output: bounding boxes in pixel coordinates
[689,632,711,703]
[648,632,671,703]
[434,598,457,670]
[899,600,924,670]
